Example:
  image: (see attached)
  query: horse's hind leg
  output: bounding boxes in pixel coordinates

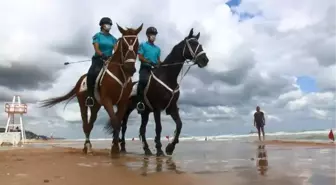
[166,106,182,155]
[78,96,91,154]
[153,110,164,156]
[86,104,101,154]
[139,111,152,156]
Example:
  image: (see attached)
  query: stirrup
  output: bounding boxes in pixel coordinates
[85,96,94,107]
[136,102,145,112]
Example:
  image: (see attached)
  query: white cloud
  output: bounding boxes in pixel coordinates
[0,0,334,138]
[310,108,328,120]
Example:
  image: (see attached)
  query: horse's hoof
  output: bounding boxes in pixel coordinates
[110,149,120,159]
[165,143,175,156]
[144,149,153,156]
[156,150,165,157]
[87,149,93,155]
[110,152,120,159]
[82,147,87,154]
[110,145,120,157]
[84,143,93,155]
[120,148,127,154]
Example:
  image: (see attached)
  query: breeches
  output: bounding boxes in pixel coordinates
[87,57,104,93]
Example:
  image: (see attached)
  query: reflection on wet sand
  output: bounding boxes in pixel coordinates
[131,156,183,176]
[256,144,268,176]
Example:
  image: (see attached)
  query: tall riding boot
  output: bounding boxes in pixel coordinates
[85,74,95,107]
[136,83,145,113]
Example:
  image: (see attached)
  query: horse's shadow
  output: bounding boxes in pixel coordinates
[139,156,183,176]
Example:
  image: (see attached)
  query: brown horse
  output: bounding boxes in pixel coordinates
[39,23,143,156]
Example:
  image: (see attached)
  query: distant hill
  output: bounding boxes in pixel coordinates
[0,128,64,140]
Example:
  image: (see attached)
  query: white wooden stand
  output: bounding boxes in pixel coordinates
[0,95,27,146]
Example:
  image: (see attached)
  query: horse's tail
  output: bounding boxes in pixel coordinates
[39,78,81,108]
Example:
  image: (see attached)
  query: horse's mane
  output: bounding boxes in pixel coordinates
[161,40,185,65]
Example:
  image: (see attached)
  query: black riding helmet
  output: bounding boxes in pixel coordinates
[146,27,158,35]
[99,17,112,26]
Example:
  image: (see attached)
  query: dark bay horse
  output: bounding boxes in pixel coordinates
[39,24,143,156]
[108,28,209,156]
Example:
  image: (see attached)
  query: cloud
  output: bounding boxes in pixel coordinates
[0,0,334,139]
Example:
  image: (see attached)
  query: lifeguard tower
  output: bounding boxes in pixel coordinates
[0,95,27,146]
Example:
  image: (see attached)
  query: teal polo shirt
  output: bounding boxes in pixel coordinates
[92,32,117,57]
[138,41,161,67]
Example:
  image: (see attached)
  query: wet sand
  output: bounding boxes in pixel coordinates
[0,140,335,185]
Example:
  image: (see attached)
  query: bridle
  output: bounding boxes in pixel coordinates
[144,37,207,111]
[119,35,138,64]
[160,37,206,67]
[101,34,139,104]
[182,37,206,64]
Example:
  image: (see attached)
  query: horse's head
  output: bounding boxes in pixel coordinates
[115,23,143,76]
[181,28,209,68]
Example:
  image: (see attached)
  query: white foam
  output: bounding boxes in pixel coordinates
[63,128,335,142]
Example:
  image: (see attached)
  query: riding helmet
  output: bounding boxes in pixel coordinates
[99,17,113,26]
[146,26,158,35]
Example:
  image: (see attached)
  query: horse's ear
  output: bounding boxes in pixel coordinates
[188,28,194,38]
[195,32,200,40]
[117,23,126,34]
[135,23,143,35]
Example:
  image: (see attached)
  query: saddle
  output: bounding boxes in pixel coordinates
[79,67,106,104]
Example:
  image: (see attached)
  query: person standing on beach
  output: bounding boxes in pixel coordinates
[254,106,265,141]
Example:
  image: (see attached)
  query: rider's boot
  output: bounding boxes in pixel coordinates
[85,75,95,107]
[136,83,145,113]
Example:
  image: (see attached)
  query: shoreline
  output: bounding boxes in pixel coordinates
[255,139,336,147]
[24,138,336,146]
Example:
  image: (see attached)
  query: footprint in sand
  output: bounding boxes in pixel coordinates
[15,173,28,177]
[77,163,93,167]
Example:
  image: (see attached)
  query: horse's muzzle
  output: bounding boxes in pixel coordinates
[196,54,209,68]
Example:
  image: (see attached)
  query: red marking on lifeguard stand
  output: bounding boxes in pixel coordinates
[4,95,28,144]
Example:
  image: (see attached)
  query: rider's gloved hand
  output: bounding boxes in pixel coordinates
[151,62,160,69]
[101,54,109,61]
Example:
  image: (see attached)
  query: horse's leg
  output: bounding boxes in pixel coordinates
[120,96,137,152]
[153,110,164,156]
[78,96,91,154]
[117,98,135,153]
[120,104,135,153]
[139,111,152,155]
[166,106,182,155]
[85,104,101,154]
[102,99,120,156]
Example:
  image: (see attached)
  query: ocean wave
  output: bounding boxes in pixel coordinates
[65,128,335,142]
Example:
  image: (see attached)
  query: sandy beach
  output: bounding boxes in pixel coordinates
[0,140,335,185]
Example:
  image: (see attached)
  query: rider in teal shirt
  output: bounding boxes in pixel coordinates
[138,41,161,68]
[93,32,117,57]
[86,17,117,107]
[136,26,161,113]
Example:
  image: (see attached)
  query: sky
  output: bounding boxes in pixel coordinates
[0,0,335,139]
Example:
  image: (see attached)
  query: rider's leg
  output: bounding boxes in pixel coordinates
[136,67,150,112]
[86,57,104,107]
